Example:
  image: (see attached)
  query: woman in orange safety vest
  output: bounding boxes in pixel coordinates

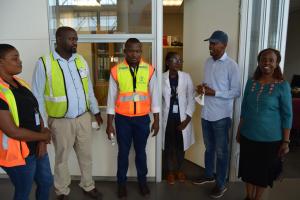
[0,44,52,200]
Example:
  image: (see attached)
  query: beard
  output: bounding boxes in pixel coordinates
[71,47,77,53]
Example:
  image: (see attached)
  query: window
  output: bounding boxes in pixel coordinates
[48,0,155,107]
[49,0,152,34]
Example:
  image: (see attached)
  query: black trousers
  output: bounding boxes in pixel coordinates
[164,117,185,172]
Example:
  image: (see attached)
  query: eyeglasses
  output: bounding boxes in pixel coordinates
[170,58,183,64]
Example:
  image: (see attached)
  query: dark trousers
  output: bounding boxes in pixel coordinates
[115,114,150,185]
[164,117,184,172]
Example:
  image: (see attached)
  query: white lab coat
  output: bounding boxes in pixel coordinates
[162,70,195,151]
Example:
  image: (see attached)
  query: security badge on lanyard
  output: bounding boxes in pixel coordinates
[171,85,179,114]
[34,108,40,126]
[129,66,140,102]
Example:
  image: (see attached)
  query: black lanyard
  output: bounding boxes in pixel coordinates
[129,65,139,91]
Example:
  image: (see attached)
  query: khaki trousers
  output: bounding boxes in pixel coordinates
[48,112,95,195]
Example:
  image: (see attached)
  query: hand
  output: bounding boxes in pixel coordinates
[36,141,47,158]
[151,119,159,137]
[106,124,115,140]
[203,85,215,96]
[196,84,205,95]
[177,118,191,131]
[41,128,51,144]
[95,113,103,128]
[236,132,241,143]
[278,142,289,157]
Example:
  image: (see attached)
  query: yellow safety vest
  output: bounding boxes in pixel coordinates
[41,52,89,117]
[111,60,154,116]
[0,77,30,167]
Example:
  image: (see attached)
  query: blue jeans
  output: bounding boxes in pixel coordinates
[2,153,53,200]
[202,117,231,189]
[115,114,150,185]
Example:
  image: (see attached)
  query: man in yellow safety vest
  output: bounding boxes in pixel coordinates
[32,26,103,200]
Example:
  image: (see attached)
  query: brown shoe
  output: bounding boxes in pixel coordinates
[167,172,176,185]
[56,194,69,200]
[177,171,186,182]
[82,188,103,199]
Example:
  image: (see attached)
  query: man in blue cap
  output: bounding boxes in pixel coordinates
[193,30,241,198]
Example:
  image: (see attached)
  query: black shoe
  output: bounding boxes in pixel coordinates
[209,185,227,198]
[139,183,150,197]
[56,194,69,200]
[192,176,215,185]
[82,188,103,199]
[118,184,127,199]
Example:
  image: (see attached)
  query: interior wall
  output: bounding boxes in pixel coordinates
[0,0,156,178]
[284,10,300,83]
[183,0,240,166]
[163,12,183,42]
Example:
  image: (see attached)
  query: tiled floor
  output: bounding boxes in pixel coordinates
[0,178,300,200]
[0,154,300,200]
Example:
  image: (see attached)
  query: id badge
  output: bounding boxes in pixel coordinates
[79,68,88,78]
[172,105,179,113]
[133,93,140,102]
[35,112,40,126]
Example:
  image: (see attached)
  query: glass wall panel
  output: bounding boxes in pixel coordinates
[247,0,263,78]
[268,0,280,49]
[49,0,152,34]
[77,42,152,106]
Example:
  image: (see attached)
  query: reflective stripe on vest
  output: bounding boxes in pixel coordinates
[42,53,90,117]
[0,77,30,167]
[111,60,154,116]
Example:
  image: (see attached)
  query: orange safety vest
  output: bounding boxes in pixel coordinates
[0,76,30,167]
[111,60,154,117]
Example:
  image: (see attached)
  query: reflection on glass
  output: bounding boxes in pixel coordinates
[268,0,280,49]
[248,0,262,78]
[77,42,152,106]
[49,0,152,34]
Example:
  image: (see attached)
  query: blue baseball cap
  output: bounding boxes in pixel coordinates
[204,30,228,44]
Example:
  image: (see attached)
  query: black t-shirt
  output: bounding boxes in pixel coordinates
[0,80,41,155]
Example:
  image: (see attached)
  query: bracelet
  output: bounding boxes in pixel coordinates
[282,140,290,144]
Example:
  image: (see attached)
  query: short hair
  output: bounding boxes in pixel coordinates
[165,51,178,72]
[253,48,284,80]
[56,26,76,39]
[0,44,16,59]
[125,38,141,49]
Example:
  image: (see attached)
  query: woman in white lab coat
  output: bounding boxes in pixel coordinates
[162,52,195,185]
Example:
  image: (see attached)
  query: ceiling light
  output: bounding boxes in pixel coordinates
[163,0,183,6]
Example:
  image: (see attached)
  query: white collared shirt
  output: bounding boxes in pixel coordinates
[32,50,100,126]
[106,62,160,115]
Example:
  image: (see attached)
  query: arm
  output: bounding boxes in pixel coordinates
[278,82,293,157]
[236,80,251,143]
[85,62,103,126]
[106,74,118,139]
[36,115,49,158]
[0,110,50,142]
[149,71,160,137]
[214,63,241,99]
[31,59,48,127]
[178,74,195,131]
[236,118,243,143]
